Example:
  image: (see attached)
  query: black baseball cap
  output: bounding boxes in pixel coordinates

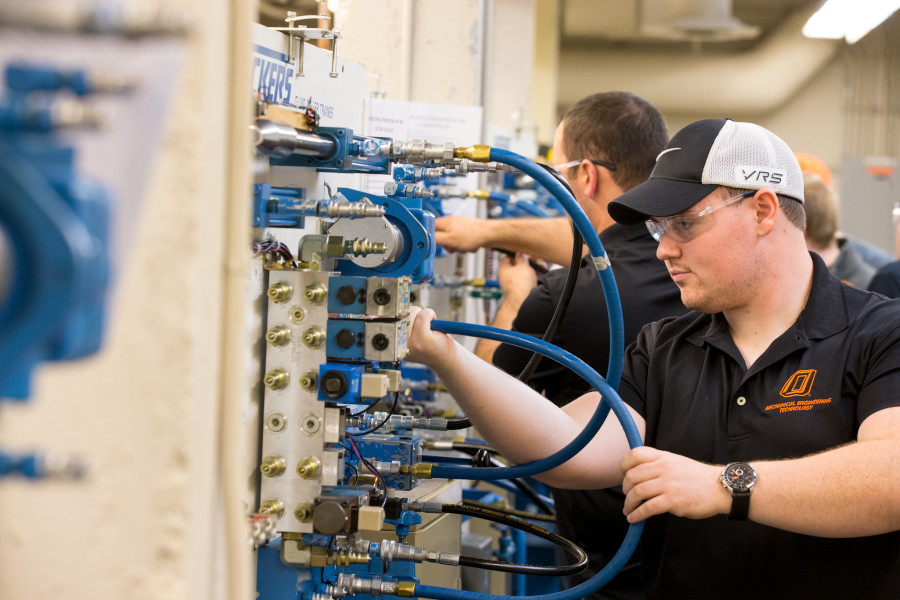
[608,118,804,225]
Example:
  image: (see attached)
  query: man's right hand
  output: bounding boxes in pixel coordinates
[406,306,458,368]
[435,215,489,253]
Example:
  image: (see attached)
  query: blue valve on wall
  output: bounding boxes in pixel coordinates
[0,62,112,402]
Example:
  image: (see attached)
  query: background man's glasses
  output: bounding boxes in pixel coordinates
[551,158,617,175]
[646,191,754,244]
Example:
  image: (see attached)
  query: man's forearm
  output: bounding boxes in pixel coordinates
[485,218,577,266]
[426,340,628,488]
[749,438,900,537]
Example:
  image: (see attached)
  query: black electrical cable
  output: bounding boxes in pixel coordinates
[439,503,587,576]
[461,499,555,523]
[348,391,399,436]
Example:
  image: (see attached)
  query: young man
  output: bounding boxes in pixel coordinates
[408,119,900,598]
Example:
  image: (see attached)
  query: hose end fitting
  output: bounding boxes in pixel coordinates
[455,145,491,163]
[395,582,416,597]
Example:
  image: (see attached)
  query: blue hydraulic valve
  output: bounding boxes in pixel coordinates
[0,64,112,400]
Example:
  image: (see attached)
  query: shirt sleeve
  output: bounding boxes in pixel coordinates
[854,301,900,423]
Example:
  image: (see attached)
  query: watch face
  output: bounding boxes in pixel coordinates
[723,463,756,492]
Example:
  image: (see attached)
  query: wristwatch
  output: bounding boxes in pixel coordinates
[720,462,757,521]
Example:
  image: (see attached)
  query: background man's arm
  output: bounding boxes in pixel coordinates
[474,255,538,362]
[435,215,578,266]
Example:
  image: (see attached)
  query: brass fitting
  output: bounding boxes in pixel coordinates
[294,503,313,522]
[454,144,491,163]
[290,307,306,322]
[265,326,291,347]
[304,283,327,304]
[396,581,417,597]
[296,456,322,479]
[259,499,285,518]
[466,189,490,200]
[260,455,287,477]
[299,371,318,391]
[399,463,433,479]
[267,282,293,303]
[263,369,290,391]
[301,327,325,348]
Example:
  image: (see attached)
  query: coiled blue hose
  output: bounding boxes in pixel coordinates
[488,148,624,388]
[427,321,640,481]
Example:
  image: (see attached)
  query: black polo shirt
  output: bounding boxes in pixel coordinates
[619,252,900,599]
[493,223,686,599]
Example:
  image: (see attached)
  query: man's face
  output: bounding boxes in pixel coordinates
[653,190,763,314]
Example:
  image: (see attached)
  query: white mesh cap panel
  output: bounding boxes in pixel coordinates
[701,121,804,202]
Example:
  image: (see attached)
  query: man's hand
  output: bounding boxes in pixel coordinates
[620,446,730,523]
[435,215,489,253]
[497,254,539,300]
[406,306,458,368]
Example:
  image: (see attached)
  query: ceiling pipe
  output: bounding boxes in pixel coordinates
[558,2,841,115]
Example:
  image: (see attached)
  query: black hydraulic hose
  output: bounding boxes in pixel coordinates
[461,499,555,523]
[440,503,587,576]
[517,217,582,382]
[449,167,582,430]
[437,443,556,516]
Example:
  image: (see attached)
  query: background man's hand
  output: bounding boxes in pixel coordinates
[435,215,488,253]
[498,254,539,300]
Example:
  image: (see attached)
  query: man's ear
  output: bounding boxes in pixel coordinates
[581,160,601,199]
[754,190,780,236]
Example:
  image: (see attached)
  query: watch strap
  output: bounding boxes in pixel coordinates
[729,490,751,521]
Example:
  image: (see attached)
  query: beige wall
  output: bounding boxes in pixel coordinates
[0,0,254,598]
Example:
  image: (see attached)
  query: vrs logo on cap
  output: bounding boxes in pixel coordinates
[736,167,787,189]
[608,118,804,226]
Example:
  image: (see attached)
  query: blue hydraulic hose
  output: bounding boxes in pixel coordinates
[428,320,641,481]
[512,200,551,218]
[488,148,624,388]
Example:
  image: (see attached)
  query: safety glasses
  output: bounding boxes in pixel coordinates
[645,191,755,244]
[551,158,617,175]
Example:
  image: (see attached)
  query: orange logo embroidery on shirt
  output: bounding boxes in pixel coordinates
[779,369,816,398]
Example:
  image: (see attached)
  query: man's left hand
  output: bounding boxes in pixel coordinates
[620,446,730,523]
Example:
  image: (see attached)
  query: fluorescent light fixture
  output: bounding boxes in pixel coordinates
[803,0,900,44]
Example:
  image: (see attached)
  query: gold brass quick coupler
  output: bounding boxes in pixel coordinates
[467,189,491,200]
[398,463,434,479]
[395,582,416,597]
[454,144,491,163]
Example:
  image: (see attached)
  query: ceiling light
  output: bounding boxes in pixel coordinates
[803,0,900,44]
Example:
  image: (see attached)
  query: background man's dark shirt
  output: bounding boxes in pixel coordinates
[493,223,686,598]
